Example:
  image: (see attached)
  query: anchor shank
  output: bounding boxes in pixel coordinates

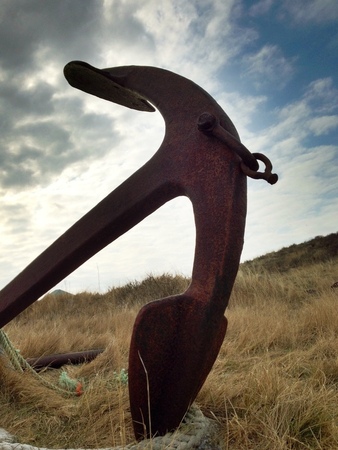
[188,159,247,310]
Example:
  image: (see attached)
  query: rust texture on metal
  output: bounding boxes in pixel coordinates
[26,349,104,372]
[0,61,278,440]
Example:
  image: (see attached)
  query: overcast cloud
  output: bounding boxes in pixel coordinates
[0,0,337,294]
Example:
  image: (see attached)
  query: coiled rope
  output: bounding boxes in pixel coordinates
[0,331,219,449]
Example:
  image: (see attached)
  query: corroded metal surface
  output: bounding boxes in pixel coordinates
[0,61,277,440]
[26,349,104,371]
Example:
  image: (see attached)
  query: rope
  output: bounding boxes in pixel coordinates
[0,405,216,450]
[0,329,23,372]
[0,331,219,448]
[0,329,82,397]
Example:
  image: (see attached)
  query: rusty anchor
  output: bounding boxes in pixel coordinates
[0,62,277,440]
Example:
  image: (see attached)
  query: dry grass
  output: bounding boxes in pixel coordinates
[241,232,338,274]
[1,260,338,449]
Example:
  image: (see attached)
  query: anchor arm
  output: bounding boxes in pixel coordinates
[0,153,179,328]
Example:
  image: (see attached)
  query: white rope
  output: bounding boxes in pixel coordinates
[0,405,216,450]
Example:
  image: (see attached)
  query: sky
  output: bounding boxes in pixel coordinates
[0,0,337,295]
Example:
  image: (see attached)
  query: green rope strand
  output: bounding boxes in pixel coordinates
[0,329,24,372]
[0,329,82,397]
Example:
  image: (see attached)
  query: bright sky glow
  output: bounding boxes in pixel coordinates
[0,0,337,294]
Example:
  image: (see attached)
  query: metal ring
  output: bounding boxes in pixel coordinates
[241,153,278,184]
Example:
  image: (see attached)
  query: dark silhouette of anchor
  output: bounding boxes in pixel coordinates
[0,61,277,440]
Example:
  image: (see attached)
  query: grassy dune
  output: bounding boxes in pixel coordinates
[1,234,338,449]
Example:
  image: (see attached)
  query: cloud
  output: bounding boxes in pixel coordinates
[216,90,267,138]
[248,0,338,24]
[282,0,338,24]
[307,115,338,135]
[244,141,338,260]
[0,85,121,190]
[249,0,274,16]
[0,2,105,191]
[0,0,261,197]
[240,74,338,260]
[128,0,257,86]
[242,44,296,89]
[304,78,338,114]
[0,0,253,194]
[0,0,336,295]
[0,1,104,71]
[244,77,338,151]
